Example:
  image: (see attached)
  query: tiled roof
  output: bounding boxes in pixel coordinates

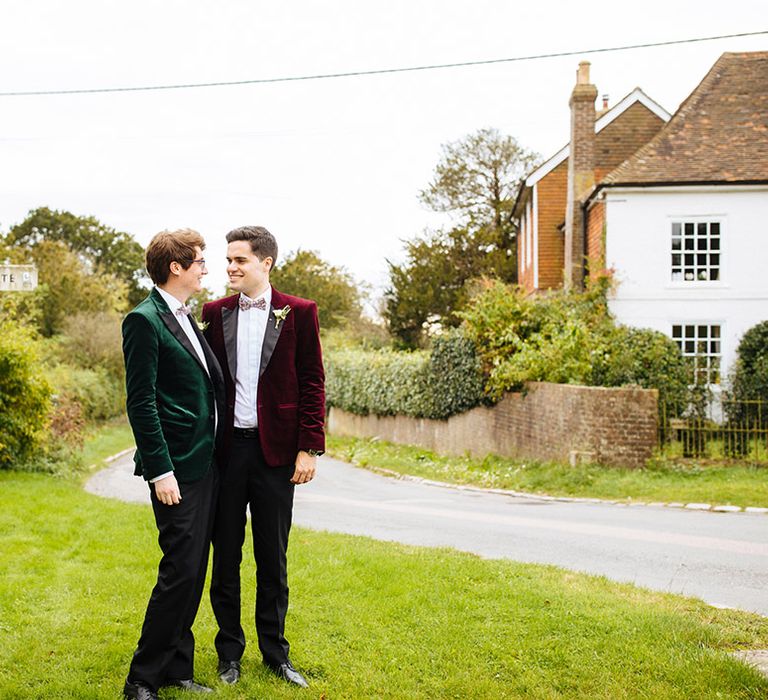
[601,52,768,185]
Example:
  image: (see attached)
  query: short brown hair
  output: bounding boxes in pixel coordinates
[225,226,278,267]
[145,229,206,285]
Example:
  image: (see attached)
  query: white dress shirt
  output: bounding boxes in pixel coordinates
[152,287,212,483]
[156,287,210,373]
[234,287,272,429]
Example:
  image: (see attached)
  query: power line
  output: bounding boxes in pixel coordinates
[1,30,766,97]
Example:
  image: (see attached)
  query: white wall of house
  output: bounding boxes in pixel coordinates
[604,185,768,384]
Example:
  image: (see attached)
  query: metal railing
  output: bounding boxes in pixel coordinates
[658,395,768,463]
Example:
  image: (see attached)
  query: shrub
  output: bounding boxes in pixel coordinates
[326,330,485,419]
[425,330,487,418]
[48,394,86,445]
[458,279,611,398]
[44,364,125,422]
[725,320,768,427]
[59,311,125,380]
[0,288,46,329]
[459,278,686,406]
[0,324,52,468]
[591,326,689,410]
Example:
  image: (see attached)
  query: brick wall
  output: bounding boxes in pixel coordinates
[536,162,568,290]
[585,199,605,279]
[329,381,658,468]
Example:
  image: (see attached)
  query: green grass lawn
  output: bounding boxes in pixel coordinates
[327,435,768,509]
[0,470,767,699]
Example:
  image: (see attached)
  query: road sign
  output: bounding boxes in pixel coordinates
[0,264,38,291]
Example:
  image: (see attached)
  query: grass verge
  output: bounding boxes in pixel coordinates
[327,435,768,508]
[80,416,134,471]
[0,471,767,698]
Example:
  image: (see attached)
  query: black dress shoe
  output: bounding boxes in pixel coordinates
[266,660,309,688]
[217,659,241,685]
[123,680,158,700]
[163,679,213,693]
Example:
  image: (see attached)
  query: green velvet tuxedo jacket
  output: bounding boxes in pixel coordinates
[122,288,225,482]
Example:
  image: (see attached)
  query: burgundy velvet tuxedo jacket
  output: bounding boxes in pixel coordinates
[201,287,325,467]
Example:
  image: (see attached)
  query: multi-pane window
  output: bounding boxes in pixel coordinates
[671,221,721,282]
[671,324,721,385]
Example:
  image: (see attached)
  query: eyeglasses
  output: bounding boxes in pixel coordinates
[184,258,207,268]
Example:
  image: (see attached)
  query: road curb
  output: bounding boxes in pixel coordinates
[361,464,768,515]
[731,650,768,680]
[104,447,135,464]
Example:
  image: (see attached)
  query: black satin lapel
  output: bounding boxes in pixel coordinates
[159,312,208,374]
[190,317,224,384]
[222,306,238,381]
[259,307,283,377]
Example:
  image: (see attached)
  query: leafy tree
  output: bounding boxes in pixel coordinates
[5,207,147,306]
[385,129,539,347]
[419,127,539,247]
[385,230,462,347]
[29,241,129,336]
[270,249,363,329]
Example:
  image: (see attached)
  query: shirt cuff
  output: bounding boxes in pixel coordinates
[150,471,174,483]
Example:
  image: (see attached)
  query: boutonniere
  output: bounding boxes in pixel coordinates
[273,305,291,330]
[197,319,209,332]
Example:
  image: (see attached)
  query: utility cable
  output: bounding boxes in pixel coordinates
[1,30,766,97]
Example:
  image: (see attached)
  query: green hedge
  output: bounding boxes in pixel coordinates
[326,331,485,419]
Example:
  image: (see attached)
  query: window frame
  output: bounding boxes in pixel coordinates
[670,322,723,386]
[669,217,724,285]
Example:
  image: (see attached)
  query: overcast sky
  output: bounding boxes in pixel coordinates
[1,1,765,301]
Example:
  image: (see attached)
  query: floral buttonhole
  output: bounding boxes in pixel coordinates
[273,305,291,330]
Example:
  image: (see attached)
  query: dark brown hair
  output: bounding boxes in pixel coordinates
[145,228,205,285]
[225,225,278,267]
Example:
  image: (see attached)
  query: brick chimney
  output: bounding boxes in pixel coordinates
[564,61,598,290]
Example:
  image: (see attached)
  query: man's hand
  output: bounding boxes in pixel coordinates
[291,451,317,485]
[154,474,182,505]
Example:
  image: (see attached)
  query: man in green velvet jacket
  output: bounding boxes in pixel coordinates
[121,229,225,700]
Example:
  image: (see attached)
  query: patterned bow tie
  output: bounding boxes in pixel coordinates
[239,296,267,311]
[175,305,192,316]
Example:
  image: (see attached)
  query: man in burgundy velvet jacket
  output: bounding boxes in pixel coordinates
[201,226,325,690]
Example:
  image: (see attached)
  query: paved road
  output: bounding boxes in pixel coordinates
[86,451,768,616]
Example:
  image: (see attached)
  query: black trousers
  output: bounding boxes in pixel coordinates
[210,435,295,666]
[127,467,217,692]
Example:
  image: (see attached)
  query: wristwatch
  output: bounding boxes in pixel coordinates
[305,449,324,457]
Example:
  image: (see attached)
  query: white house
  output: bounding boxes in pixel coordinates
[515,51,768,386]
[591,51,768,385]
